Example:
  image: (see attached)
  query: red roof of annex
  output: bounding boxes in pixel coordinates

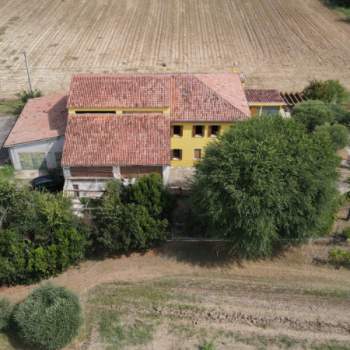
[4,94,68,146]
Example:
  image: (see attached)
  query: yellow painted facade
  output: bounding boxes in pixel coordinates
[170,122,232,167]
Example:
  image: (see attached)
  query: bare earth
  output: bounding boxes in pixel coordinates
[1,0,350,97]
[0,242,350,349]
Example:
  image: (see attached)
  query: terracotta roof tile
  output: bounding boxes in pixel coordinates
[68,73,250,122]
[245,89,285,104]
[68,74,170,109]
[62,114,170,167]
[171,74,249,122]
[4,94,67,146]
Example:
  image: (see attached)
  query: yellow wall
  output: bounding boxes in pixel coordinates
[170,122,232,167]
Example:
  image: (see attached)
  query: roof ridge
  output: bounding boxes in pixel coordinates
[194,74,247,117]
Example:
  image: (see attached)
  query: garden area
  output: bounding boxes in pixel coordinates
[1,80,350,349]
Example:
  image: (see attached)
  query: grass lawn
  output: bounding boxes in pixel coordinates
[0,99,23,116]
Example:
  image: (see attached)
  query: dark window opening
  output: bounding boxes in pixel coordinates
[193,125,204,137]
[75,111,116,114]
[172,125,183,137]
[172,149,182,160]
[194,148,202,160]
[73,184,80,198]
[210,125,220,137]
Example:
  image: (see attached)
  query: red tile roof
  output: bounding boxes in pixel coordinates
[68,73,250,122]
[171,74,249,122]
[68,75,170,109]
[245,89,285,104]
[4,94,67,146]
[61,114,170,167]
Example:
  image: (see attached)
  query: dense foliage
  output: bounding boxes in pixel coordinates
[315,123,349,150]
[91,174,171,254]
[190,117,340,258]
[302,80,349,105]
[0,298,13,331]
[13,284,82,350]
[292,100,333,132]
[0,181,88,285]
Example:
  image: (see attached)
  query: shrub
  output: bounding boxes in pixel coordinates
[92,177,169,255]
[331,104,350,127]
[328,248,350,268]
[0,181,88,285]
[315,123,349,150]
[190,117,340,258]
[14,89,42,115]
[292,100,333,132]
[303,80,349,105]
[13,284,82,350]
[0,298,13,332]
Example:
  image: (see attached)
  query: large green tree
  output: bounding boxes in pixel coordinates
[190,117,340,258]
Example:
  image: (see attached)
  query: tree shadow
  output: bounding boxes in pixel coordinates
[154,241,243,268]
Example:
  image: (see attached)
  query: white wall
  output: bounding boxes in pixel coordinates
[8,137,64,171]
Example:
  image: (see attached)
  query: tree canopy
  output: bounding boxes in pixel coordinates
[190,117,340,258]
[302,80,349,105]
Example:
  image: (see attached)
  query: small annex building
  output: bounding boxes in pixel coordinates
[4,73,286,197]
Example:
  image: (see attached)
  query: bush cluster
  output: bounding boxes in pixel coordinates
[292,80,350,150]
[328,248,350,268]
[91,174,173,254]
[0,181,88,285]
[190,117,340,258]
[0,284,82,350]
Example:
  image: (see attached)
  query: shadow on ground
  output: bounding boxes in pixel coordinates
[154,241,243,267]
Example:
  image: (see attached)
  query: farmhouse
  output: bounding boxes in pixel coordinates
[4,73,286,196]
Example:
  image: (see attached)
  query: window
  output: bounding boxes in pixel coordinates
[261,107,280,116]
[194,148,202,160]
[192,125,204,137]
[209,125,220,137]
[19,153,47,170]
[172,125,183,137]
[172,149,182,160]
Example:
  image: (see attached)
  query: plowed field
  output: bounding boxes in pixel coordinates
[0,0,350,97]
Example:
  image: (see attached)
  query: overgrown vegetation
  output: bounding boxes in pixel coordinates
[0,89,42,116]
[329,248,350,268]
[0,298,12,332]
[190,117,340,258]
[0,180,88,285]
[90,174,172,255]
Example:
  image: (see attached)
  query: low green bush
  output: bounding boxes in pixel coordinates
[329,248,350,268]
[13,284,82,350]
[0,298,13,332]
[315,123,349,150]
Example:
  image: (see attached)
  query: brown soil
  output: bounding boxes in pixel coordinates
[0,242,350,349]
[0,0,350,97]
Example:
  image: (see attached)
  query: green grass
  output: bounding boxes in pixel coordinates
[0,99,23,116]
